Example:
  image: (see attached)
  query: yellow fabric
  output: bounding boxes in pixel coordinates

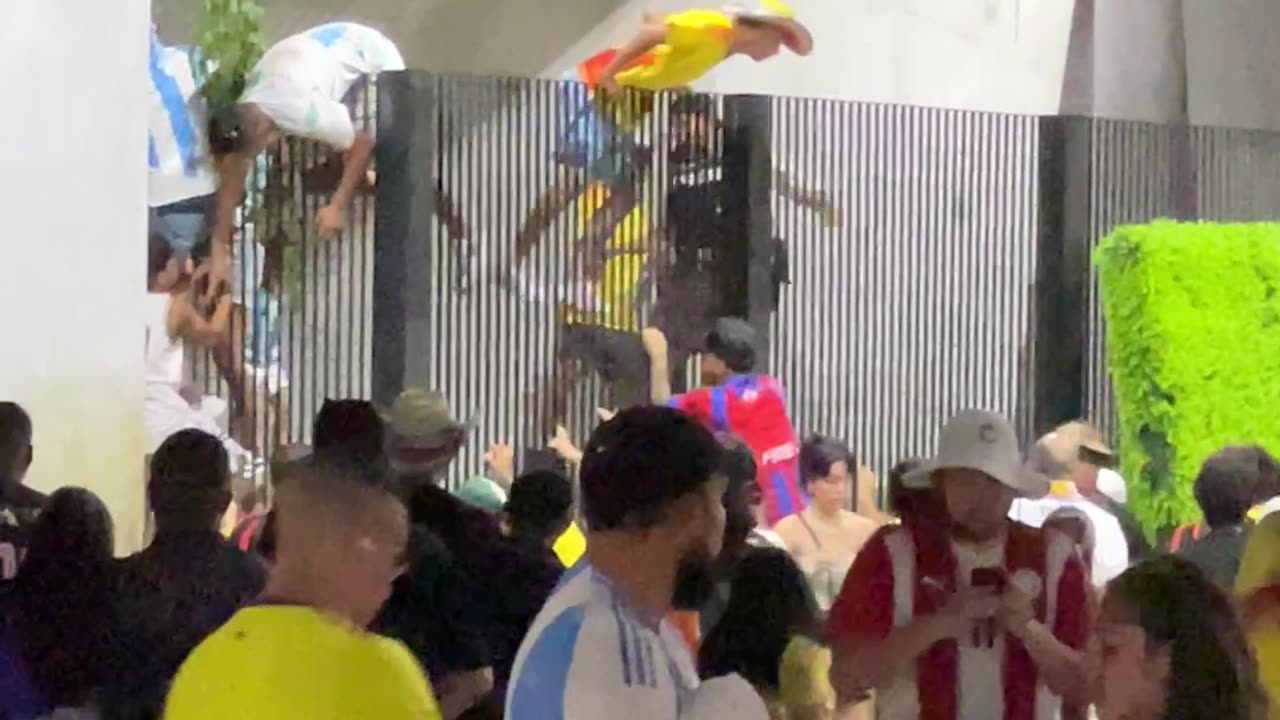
[777,636,836,710]
[553,521,587,567]
[1049,480,1076,498]
[614,10,735,92]
[1249,624,1280,720]
[561,183,649,331]
[164,605,441,720]
[1238,512,1280,596]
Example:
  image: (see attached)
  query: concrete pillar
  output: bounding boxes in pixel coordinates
[0,0,150,554]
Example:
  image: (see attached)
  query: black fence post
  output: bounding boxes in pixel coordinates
[1034,116,1093,435]
[372,70,437,410]
[720,94,774,369]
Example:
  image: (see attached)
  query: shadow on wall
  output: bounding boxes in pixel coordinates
[153,0,627,74]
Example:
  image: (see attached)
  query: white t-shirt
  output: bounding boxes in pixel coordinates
[148,30,218,207]
[241,22,405,149]
[1009,494,1129,586]
[506,563,702,719]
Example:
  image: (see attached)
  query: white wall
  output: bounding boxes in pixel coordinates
[0,0,150,553]
[534,0,1075,115]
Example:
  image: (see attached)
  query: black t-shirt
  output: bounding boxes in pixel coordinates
[1178,524,1248,591]
[666,139,726,277]
[0,483,46,581]
[373,485,497,680]
[486,534,564,689]
[100,530,266,719]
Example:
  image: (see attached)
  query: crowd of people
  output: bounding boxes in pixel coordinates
[9,1,1280,719]
[8,312,1280,719]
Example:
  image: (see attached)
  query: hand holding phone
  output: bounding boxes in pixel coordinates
[970,567,1007,592]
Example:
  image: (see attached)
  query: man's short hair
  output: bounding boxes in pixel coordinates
[273,451,402,547]
[313,399,385,463]
[580,406,723,532]
[705,318,756,373]
[149,429,231,527]
[506,470,574,539]
[207,105,249,156]
[0,402,32,459]
[1194,445,1279,528]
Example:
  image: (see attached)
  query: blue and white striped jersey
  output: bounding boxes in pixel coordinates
[148,27,218,207]
[506,563,700,720]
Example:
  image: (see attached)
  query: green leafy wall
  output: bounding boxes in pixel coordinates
[1095,221,1280,533]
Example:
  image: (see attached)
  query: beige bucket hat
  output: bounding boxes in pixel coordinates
[904,409,1050,499]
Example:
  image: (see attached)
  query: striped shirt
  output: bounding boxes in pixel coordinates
[506,563,699,720]
[148,28,218,207]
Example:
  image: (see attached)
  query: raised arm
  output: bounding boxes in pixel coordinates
[177,292,234,349]
[597,18,669,94]
[640,327,672,404]
[316,130,375,237]
[206,152,253,302]
[774,166,840,227]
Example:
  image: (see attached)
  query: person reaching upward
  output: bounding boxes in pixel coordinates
[644,319,804,525]
[144,232,245,466]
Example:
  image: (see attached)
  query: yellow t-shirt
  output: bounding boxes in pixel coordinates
[774,636,836,715]
[164,605,442,720]
[580,10,734,92]
[1249,622,1280,720]
[553,521,587,567]
[561,183,649,331]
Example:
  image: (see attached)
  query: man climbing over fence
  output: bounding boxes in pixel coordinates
[504,1,813,288]
[206,21,406,259]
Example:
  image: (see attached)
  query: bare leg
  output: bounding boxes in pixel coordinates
[211,304,256,454]
[513,169,584,269]
[434,182,473,291]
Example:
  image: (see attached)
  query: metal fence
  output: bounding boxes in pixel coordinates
[196,70,1280,488]
[188,83,377,485]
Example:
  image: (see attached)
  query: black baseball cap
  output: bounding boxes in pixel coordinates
[580,406,724,531]
[704,317,757,373]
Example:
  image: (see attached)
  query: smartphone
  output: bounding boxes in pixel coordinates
[970,567,1006,592]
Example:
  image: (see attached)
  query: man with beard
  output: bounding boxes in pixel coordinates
[826,410,1090,720]
[506,406,765,719]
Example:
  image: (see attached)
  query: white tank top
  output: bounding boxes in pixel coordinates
[144,293,184,387]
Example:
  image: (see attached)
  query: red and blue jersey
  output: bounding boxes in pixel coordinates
[668,374,805,524]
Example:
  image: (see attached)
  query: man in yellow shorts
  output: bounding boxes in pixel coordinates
[509,1,813,281]
[164,455,439,720]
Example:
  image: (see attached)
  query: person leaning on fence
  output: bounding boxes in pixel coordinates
[205,21,406,292]
[510,1,813,277]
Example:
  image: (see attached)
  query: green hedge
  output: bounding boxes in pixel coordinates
[1095,221,1280,534]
